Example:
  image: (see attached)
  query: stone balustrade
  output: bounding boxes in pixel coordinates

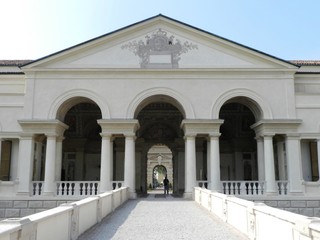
[222,181,266,196]
[194,187,320,240]
[0,187,128,240]
[30,181,124,197]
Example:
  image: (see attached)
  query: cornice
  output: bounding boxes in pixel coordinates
[251,119,302,137]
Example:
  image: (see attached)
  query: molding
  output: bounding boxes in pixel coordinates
[251,119,302,137]
[180,119,224,136]
[98,119,140,136]
[18,119,69,136]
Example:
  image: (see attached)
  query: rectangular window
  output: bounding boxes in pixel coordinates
[0,141,12,181]
[310,142,319,181]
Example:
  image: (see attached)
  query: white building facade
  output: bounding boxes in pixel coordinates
[1,15,320,200]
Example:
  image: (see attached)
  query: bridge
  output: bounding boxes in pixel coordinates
[1,187,320,240]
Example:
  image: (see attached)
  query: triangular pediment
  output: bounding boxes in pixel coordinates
[22,15,297,70]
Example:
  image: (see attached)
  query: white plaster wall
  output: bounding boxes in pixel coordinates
[23,72,294,122]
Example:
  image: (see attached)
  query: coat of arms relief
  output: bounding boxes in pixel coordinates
[121,28,198,68]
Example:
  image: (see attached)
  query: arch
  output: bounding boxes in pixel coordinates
[211,89,273,120]
[126,87,195,119]
[48,89,110,121]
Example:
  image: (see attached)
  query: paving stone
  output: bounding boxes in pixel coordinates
[264,201,278,207]
[299,208,314,217]
[0,201,13,208]
[20,209,36,217]
[77,194,249,240]
[284,208,299,214]
[278,201,290,208]
[313,208,320,217]
[307,201,320,208]
[291,201,306,208]
[28,201,43,208]
[5,209,20,218]
[57,201,67,206]
[13,201,28,208]
[0,209,5,218]
[43,201,57,209]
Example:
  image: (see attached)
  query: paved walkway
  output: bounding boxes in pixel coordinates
[77,192,249,240]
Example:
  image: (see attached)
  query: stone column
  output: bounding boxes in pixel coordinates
[206,140,211,186]
[55,137,63,181]
[0,139,2,172]
[256,137,265,181]
[208,135,221,191]
[277,141,286,180]
[317,139,320,182]
[184,134,196,198]
[100,134,112,192]
[17,135,34,195]
[263,135,277,194]
[286,135,303,193]
[124,135,136,198]
[43,135,57,196]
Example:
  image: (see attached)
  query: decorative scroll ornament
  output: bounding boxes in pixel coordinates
[121,28,198,68]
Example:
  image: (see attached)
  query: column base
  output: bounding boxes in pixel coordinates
[128,191,137,199]
[183,192,193,199]
[42,192,55,197]
[16,191,31,197]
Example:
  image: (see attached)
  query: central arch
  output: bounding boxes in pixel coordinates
[126,87,195,119]
[134,96,185,195]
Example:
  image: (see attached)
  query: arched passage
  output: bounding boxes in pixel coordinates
[147,145,173,192]
[219,99,258,181]
[134,96,185,195]
[60,99,102,181]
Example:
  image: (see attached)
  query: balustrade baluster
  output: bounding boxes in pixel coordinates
[89,183,93,195]
[66,183,70,195]
[94,183,98,194]
[232,182,236,194]
[237,182,241,194]
[250,182,254,195]
[85,183,88,195]
[222,182,226,194]
[61,183,65,195]
[32,183,37,195]
[245,182,249,195]
[56,183,60,195]
[80,183,83,195]
[71,183,75,195]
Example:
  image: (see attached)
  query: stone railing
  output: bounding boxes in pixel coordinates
[194,187,320,240]
[0,187,129,240]
[56,181,100,196]
[221,181,289,196]
[222,181,265,196]
[197,181,208,189]
[112,181,124,190]
[31,181,100,196]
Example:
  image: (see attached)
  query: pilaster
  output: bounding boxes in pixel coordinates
[263,135,277,194]
[17,134,34,195]
[43,134,57,196]
[286,134,303,194]
[100,134,112,192]
[208,134,221,191]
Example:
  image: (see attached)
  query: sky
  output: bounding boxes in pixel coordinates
[1,0,320,60]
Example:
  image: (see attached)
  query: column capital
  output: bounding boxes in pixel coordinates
[286,133,301,140]
[98,119,139,136]
[208,133,221,139]
[181,119,223,136]
[18,120,69,136]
